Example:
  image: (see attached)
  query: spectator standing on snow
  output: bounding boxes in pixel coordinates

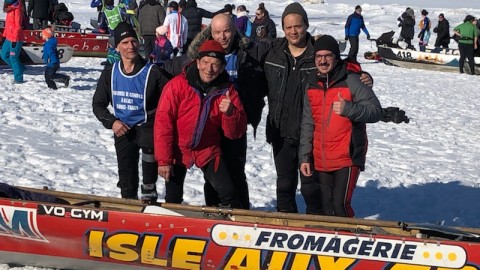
[235,5,251,37]
[299,35,382,217]
[150,25,173,65]
[137,0,166,59]
[163,1,188,56]
[92,22,170,202]
[251,3,276,42]
[180,0,222,53]
[433,13,450,48]
[399,7,415,50]
[344,5,370,61]
[1,0,26,84]
[454,15,478,75]
[154,40,247,208]
[42,26,70,90]
[418,9,431,48]
[27,0,51,29]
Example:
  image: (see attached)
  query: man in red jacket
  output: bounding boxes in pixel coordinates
[154,40,247,208]
[299,35,382,217]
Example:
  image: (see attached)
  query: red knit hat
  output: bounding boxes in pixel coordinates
[198,40,225,62]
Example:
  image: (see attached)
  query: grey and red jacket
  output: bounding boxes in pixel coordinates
[154,63,247,168]
[299,60,382,172]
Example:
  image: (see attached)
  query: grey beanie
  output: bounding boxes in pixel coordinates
[281,2,309,28]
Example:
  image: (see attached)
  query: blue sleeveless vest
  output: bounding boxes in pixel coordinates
[111,62,152,127]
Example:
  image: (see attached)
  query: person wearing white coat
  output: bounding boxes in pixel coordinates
[163,1,188,56]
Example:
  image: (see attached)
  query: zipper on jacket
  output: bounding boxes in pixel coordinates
[321,75,330,171]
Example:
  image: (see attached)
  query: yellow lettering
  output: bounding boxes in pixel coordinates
[266,252,288,269]
[141,235,167,266]
[223,248,261,270]
[171,238,207,269]
[88,230,104,258]
[290,253,311,269]
[107,233,139,261]
[316,255,356,269]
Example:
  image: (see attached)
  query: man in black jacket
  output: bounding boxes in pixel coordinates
[137,0,166,58]
[264,3,372,213]
[28,0,52,29]
[434,13,450,48]
[180,0,223,53]
[92,22,170,202]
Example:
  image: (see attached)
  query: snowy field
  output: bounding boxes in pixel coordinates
[1,0,480,268]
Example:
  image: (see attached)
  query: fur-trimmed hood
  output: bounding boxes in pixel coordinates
[187,24,251,59]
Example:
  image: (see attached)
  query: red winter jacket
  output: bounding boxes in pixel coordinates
[154,64,247,168]
[3,1,24,42]
[299,60,383,172]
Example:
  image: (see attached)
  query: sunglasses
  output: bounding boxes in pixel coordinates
[255,13,262,16]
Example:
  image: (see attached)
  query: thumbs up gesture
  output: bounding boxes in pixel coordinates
[219,90,234,116]
[332,92,346,115]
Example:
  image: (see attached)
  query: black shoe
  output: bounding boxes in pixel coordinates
[141,184,158,204]
[65,76,70,87]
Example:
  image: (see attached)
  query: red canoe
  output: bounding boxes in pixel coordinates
[1,187,480,270]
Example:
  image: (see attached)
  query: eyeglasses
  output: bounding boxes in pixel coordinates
[255,13,262,16]
[315,53,334,61]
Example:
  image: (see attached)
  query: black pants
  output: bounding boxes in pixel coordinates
[459,43,475,74]
[202,156,240,208]
[166,156,239,208]
[272,137,313,213]
[348,36,359,60]
[164,164,187,203]
[204,134,250,209]
[142,35,156,60]
[114,124,158,199]
[33,18,49,30]
[304,166,360,217]
[45,64,68,90]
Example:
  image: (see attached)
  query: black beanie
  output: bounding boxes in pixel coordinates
[355,5,361,10]
[282,2,309,28]
[314,35,340,59]
[114,22,137,47]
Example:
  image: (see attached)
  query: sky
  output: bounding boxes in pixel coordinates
[1,0,480,269]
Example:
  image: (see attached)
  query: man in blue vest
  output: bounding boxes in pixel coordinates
[93,22,170,202]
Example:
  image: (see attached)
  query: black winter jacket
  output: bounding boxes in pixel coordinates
[400,12,415,39]
[28,0,52,19]
[137,0,166,36]
[264,33,317,142]
[434,19,450,47]
[251,15,277,42]
[181,6,217,40]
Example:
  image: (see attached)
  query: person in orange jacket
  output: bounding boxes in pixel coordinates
[1,0,26,83]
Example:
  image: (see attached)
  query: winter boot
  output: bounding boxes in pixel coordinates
[141,183,158,204]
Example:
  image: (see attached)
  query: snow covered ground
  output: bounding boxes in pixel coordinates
[1,0,480,268]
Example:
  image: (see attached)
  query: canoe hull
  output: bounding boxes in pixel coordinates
[1,189,480,270]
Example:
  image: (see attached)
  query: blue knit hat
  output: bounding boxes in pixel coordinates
[5,0,17,4]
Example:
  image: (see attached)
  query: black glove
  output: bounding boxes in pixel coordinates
[11,42,16,48]
[367,34,371,40]
[381,107,410,124]
[345,36,349,41]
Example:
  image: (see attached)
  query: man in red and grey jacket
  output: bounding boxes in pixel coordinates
[299,35,383,217]
[154,40,247,208]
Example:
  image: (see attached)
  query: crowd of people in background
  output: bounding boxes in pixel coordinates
[1,0,479,216]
